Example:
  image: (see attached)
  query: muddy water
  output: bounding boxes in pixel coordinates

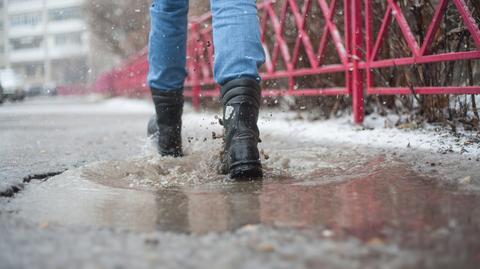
[4,136,480,264]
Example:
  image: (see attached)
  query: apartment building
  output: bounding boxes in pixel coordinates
[0,1,6,68]
[1,0,89,87]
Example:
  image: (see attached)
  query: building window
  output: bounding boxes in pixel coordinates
[10,36,43,50]
[12,62,44,78]
[48,7,82,21]
[8,0,35,5]
[55,32,82,46]
[10,12,42,27]
[25,62,44,77]
[52,57,87,84]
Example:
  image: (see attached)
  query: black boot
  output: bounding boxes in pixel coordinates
[221,78,263,179]
[147,90,183,157]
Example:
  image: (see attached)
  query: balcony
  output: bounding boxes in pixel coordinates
[8,0,43,14]
[48,43,88,60]
[9,47,45,63]
[46,0,85,9]
[47,20,85,34]
[7,24,44,38]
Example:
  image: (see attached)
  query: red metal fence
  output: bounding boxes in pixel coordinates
[94,0,480,124]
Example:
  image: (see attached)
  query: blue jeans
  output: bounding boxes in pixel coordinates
[148,0,266,92]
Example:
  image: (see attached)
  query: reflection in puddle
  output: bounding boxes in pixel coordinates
[7,156,480,245]
[5,153,480,268]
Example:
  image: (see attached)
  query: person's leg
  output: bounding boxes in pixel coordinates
[148,0,189,91]
[210,0,265,85]
[211,0,265,179]
[147,0,189,157]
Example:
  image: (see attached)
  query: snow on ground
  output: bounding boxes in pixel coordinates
[181,104,480,157]
[256,112,480,156]
[91,96,480,157]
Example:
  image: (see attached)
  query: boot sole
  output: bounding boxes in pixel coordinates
[230,163,263,180]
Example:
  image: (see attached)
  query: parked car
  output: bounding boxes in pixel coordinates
[26,85,44,97]
[0,69,26,101]
[43,83,58,96]
[26,83,58,97]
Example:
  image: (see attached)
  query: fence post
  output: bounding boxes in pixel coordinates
[351,0,365,124]
[189,23,202,111]
[344,0,352,98]
[365,0,373,98]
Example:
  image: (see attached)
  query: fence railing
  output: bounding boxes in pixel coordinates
[94,0,480,124]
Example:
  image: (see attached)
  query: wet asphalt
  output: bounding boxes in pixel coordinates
[0,97,149,195]
[1,97,480,269]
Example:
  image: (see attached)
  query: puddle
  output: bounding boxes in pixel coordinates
[4,138,480,264]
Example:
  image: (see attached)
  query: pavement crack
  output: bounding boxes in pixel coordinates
[0,170,66,198]
[22,171,66,184]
